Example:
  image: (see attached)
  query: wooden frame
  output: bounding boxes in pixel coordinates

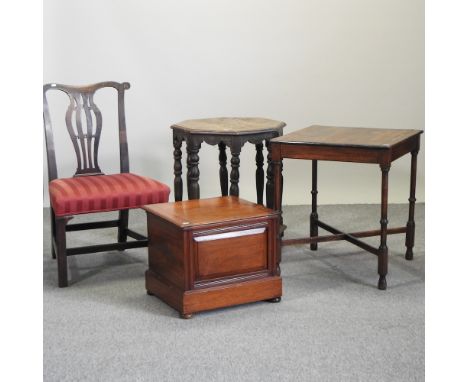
[144,197,282,318]
[43,81,148,287]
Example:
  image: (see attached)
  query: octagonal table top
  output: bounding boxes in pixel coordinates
[171,117,286,135]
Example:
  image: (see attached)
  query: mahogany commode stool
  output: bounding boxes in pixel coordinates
[171,117,285,206]
[270,125,423,290]
[144,196,282,318]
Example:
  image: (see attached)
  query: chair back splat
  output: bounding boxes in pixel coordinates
[43,81,130,181]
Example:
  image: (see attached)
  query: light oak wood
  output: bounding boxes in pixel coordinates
[172,117,285,135]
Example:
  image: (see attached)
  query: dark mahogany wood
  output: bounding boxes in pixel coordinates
[50,209,57,259]
[282,226,407,246]
[270,125,423,290]
[317,219,380,256]
[118,210,129,243]
[186,139,201,200]
[55,217,68,287]
[173,135,183,201]
[171,118,285,204]
[218,142,228,196]
[143,196,282,318]
[255,143,265,204]
[43,81,151,287]
[229,145,241,197]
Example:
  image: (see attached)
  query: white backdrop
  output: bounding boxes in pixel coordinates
[43,0,424,206]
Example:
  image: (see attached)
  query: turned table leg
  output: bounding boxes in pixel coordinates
[273,155,283,276]
[378,164,390,290]
[173,135,183,201]
[186,140,201,200]
[229,147,241,197]
[310,160,318,250]
[218,142,228,196]
[405,150,419,260]
[266,140,274,209]
[255,143,265,205]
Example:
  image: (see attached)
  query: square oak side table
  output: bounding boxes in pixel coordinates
[270,125,423,290]
[144,196,282,318]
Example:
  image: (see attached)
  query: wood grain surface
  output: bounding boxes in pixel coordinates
[272,125,422,148]
[171,117,285,135]
[143,196,278,228]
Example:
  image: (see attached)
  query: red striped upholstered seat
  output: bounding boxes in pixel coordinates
[49,173,170,217]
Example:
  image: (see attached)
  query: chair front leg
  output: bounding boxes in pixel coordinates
[118,209,129,243]
[50,208,56,259]
[55,216,68,287]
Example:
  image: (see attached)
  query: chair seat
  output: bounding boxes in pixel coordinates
[49,173,170,216]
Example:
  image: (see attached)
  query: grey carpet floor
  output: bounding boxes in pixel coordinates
[43,204,424,382]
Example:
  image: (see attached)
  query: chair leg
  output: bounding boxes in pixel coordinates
[50,208,56,259]
[118,209,129,243]
[55,216,68,288]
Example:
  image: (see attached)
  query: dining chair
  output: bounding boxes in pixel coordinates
[43,81,170,287]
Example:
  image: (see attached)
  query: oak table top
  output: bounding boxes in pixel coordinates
[271,125,423,165]
[171,117,286,135]
[271,125,423,148]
